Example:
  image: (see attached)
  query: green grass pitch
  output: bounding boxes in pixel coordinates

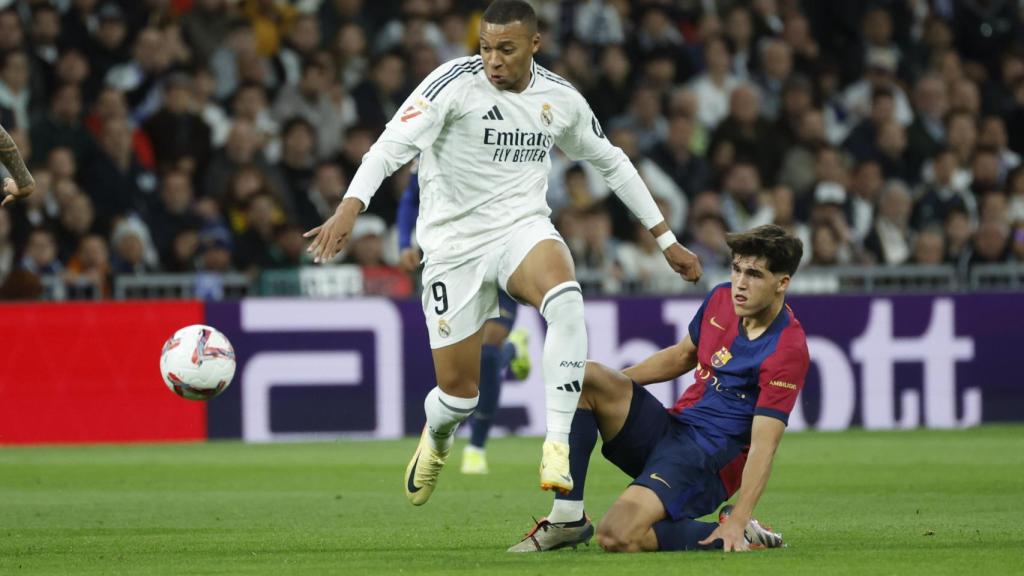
[2,426,1022,575]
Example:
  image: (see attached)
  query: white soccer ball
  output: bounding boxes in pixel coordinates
[159,324,236,400]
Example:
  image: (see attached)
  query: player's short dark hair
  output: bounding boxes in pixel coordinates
[482,0,538,33]
[726,224,803,277]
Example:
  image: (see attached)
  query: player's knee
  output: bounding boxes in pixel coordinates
[539,281,584,327]
[597,522,640,553]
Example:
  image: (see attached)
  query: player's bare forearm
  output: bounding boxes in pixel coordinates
[622,334,698,385]
[727,416,785,524]
[0,125,34,192]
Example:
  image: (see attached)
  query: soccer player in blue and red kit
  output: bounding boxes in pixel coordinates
[510,224,808,553]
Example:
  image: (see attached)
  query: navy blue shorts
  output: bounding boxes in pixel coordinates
[490,290,518,331]
[601,383,743,521]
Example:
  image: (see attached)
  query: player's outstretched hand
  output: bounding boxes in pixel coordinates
[698,518,749,552]
[662,243,702,283]
[1,176,34,207]
[399,247,422,273]
[304,197,363,263]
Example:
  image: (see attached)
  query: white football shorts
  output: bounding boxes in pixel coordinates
[420,217,563,349]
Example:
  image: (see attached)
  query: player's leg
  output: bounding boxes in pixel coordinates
[407,257,494,505]
[461,318,510,474]
[508,362,657,552]
[596,486,665,552]
[504,236,586,493]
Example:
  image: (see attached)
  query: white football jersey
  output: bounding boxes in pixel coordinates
[349,55,639,263]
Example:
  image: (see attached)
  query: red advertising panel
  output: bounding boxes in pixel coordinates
[0,301,207,444]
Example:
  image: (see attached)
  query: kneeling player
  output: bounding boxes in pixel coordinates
[510,224,808,552]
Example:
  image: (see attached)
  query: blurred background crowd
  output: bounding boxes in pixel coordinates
[1,0,1024,299]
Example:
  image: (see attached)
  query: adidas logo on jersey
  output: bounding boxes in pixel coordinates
[482,105,504,120]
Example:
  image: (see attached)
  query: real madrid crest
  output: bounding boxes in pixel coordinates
[711,346,733,368]
[540,103,553,126]
[438,319,451,338]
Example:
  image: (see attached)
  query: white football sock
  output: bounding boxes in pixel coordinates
[424,387,478,453]
[548,499,585,524]
[540,281,587,445]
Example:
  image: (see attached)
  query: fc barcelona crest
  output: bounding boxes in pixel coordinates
[711,346,733,368]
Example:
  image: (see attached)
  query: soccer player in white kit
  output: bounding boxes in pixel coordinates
[305,0,702,506]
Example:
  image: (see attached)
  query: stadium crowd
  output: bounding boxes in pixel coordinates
[1,0,1024,299]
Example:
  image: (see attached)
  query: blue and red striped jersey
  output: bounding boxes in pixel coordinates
[670,283,810,450]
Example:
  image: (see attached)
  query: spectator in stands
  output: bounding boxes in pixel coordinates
[20,227,62,277]
[230,82,279,159]
[84,3,129,99]
[610,85,668,155]
[210,20,260,100]
[865,180,913,265]
[82,116,155,223]
[720,162,772,232]
[809,181,855,264]
[586,46,633,128]
[7,169,57,246]
[105,27,172,120]
[344,213,411,297]
[276,117,317,211]
[710,83,781,185]
[772,74,814,152]
[0,51,32,132]
[204,119,286,206]
[351,51,407,132]
[149,170,204,263]
[690,36,739,131]
[944,206,973,264]
[196,222,234,272]
[963,221,1010,273]
[978,115,1021,179]
[573,204,622,294]
[648,113,710,199]
[241,0,297,57]
[770,184,811,266]
[45,146,75,184]
[906,75,948,177]
[435,11,471,62]
[913,147,976,228]
[330,21,370,91]
[808,221,843,267]
[844,87,896,162]
[270,223,309,268]
[234,192,284,273]
[685,213,731,271]
[28,4,61,95]
[847,160,883,244]
[143,73,212,175]
[755,39,793,120]
[0,9,23,58]
[165,228,200,273]
[969,147,1004,196]
[979,192,1011,228]
[181,0,233,65]
[945,109,977,171]
[65,233,111,297]
[272,59,357,160]
[110,217,158,275]
[874,120,912,183]
[294,161,345,232]
[29,82,92,168]
[777,108,825,200]
[55,192,96,261]
[86,86,156,170]
[911,227,946,266]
